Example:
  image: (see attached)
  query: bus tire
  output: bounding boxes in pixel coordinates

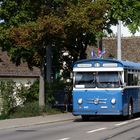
[127,101,133,119]
[81,115,90,121]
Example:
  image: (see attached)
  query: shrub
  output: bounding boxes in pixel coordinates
[16,80,39,105]
[0,80,17,118]
[10,102,41,118]
[0,79,71,119]
[0,79,39,119]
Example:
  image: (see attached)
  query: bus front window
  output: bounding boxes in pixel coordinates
[75,72,96,88]
[97,72,121,88]
[74,72,122,88]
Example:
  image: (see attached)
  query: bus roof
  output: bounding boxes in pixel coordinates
[73,58,140,70]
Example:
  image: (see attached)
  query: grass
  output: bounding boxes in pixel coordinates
[0,102,65,120]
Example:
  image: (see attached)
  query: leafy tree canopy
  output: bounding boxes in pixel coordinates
[0,0,139,70]
[0,0,44,26]
[0,0,139,108]
[108,0,140,33]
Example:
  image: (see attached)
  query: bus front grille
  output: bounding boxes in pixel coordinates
[87,98,107,105]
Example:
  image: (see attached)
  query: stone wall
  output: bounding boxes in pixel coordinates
[87,37,140,62]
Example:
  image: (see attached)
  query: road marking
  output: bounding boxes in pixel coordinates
[115,117,140,127]
[58,137,70,140]
[115,121,128,126]
[87,128,107,134]
[133,118,140,121]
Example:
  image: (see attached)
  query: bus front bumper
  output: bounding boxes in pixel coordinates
[73,109,123,116]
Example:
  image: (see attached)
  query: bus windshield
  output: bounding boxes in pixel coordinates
[75,72,96,88]
[74,72,122,88]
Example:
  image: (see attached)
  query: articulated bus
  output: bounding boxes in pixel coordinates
[72,59,140,120]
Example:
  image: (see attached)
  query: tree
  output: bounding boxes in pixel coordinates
[63,0,111,66]
[0,0,65,109]
[108,0,140,34]
[0,0,140,109]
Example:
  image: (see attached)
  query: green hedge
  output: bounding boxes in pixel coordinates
[0,79,69,119]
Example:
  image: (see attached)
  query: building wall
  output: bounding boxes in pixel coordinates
[0,77,37,88]
[87,37,140,62]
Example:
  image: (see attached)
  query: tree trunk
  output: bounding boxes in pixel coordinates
[39,67,45,111]
[46,45,52,83]
[38,45,52,110]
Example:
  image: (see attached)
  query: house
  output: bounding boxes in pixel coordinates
[0,49,40,107]
[0,49,40,84]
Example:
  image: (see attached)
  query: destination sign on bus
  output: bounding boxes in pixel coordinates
[77,64,92,68]
[103,63,118,67]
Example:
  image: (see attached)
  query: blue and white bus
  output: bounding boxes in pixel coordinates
[72,59,140,120]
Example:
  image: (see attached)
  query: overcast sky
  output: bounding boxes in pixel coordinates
[111,24,140,37]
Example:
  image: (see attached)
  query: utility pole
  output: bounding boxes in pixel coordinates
[117,20,122,60]
[39,45,52,110]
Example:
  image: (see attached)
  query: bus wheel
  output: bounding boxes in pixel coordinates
[128,102,133,119]
[81,115,90,121]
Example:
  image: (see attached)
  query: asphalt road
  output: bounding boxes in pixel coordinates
[1,115,140,140]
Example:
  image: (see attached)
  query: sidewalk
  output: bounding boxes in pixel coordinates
[0,113,79,130]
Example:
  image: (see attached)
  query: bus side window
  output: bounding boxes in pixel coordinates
[138,72,140,86]
[124,70,128,85]
[128,73,133,86]
[133,73,138,86]
[128,72,139,86]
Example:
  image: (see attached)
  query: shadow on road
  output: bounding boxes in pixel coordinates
[73,113,140,122]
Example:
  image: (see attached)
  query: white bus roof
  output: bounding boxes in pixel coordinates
[73,58,140,71]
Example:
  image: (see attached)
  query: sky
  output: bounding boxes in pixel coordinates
[111,24,140,37]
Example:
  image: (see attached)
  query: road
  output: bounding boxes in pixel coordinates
[1,115,140,140]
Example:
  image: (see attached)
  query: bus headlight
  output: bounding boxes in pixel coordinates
[78,98,83,105]
[111,98,116,104]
